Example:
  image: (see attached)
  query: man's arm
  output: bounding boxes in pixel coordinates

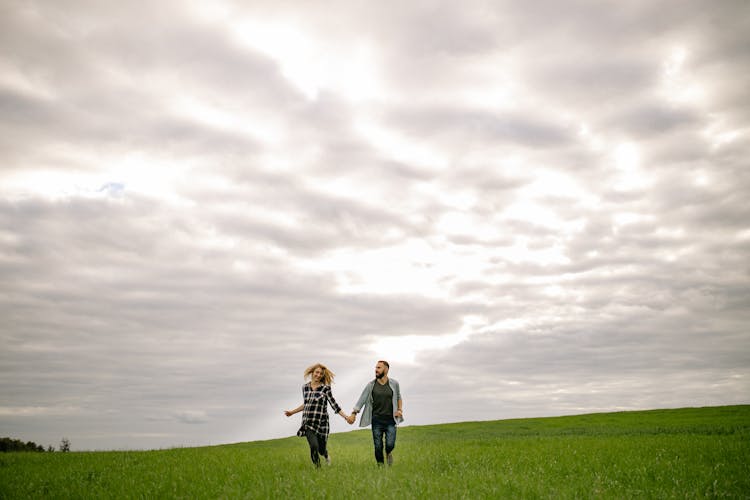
[352,383,371,413]
[349,382,372,424]
[392,379,403,419]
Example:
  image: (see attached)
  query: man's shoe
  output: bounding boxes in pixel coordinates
[386,453,393,466]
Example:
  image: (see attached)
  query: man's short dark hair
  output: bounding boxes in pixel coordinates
[378,360,390,368]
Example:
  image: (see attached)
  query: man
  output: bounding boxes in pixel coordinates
[347,360,403,466]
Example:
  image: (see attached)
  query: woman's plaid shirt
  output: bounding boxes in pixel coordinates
[296,383,342,438]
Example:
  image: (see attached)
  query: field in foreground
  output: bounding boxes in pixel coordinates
[1,405,748,498]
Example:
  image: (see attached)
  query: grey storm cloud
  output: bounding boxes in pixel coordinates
[1,0,748,450]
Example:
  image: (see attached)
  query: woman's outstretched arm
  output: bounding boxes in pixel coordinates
[284,405,303,417]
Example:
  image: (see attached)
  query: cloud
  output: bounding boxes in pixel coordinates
[1,0,748,450]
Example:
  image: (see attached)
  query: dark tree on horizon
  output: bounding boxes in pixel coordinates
[0,437,49,452]
[59,438,70,452]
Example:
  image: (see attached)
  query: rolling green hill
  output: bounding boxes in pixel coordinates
[2,405,748,498]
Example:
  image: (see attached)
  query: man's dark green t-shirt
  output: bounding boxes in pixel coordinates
[371,380,394,418]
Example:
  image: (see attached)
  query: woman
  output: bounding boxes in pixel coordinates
[284,363,351,467]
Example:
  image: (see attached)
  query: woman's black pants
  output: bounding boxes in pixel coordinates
[305,429,328,467]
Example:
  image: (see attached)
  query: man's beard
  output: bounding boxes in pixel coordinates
[376,372,385,379]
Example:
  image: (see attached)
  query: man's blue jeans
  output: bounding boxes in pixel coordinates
[371,415,397,464]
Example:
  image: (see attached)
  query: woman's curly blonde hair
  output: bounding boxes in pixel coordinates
[304,363,335,385]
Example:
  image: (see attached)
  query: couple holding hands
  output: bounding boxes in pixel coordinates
[284,360,403,468]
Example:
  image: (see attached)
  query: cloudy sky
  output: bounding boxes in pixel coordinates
[2,0,749,451]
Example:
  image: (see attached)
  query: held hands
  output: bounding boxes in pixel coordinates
[346,414,356,425]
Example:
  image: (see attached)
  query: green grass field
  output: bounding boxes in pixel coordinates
[2,405,748,498]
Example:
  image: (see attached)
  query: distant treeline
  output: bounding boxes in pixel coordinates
[0,437,56,453]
